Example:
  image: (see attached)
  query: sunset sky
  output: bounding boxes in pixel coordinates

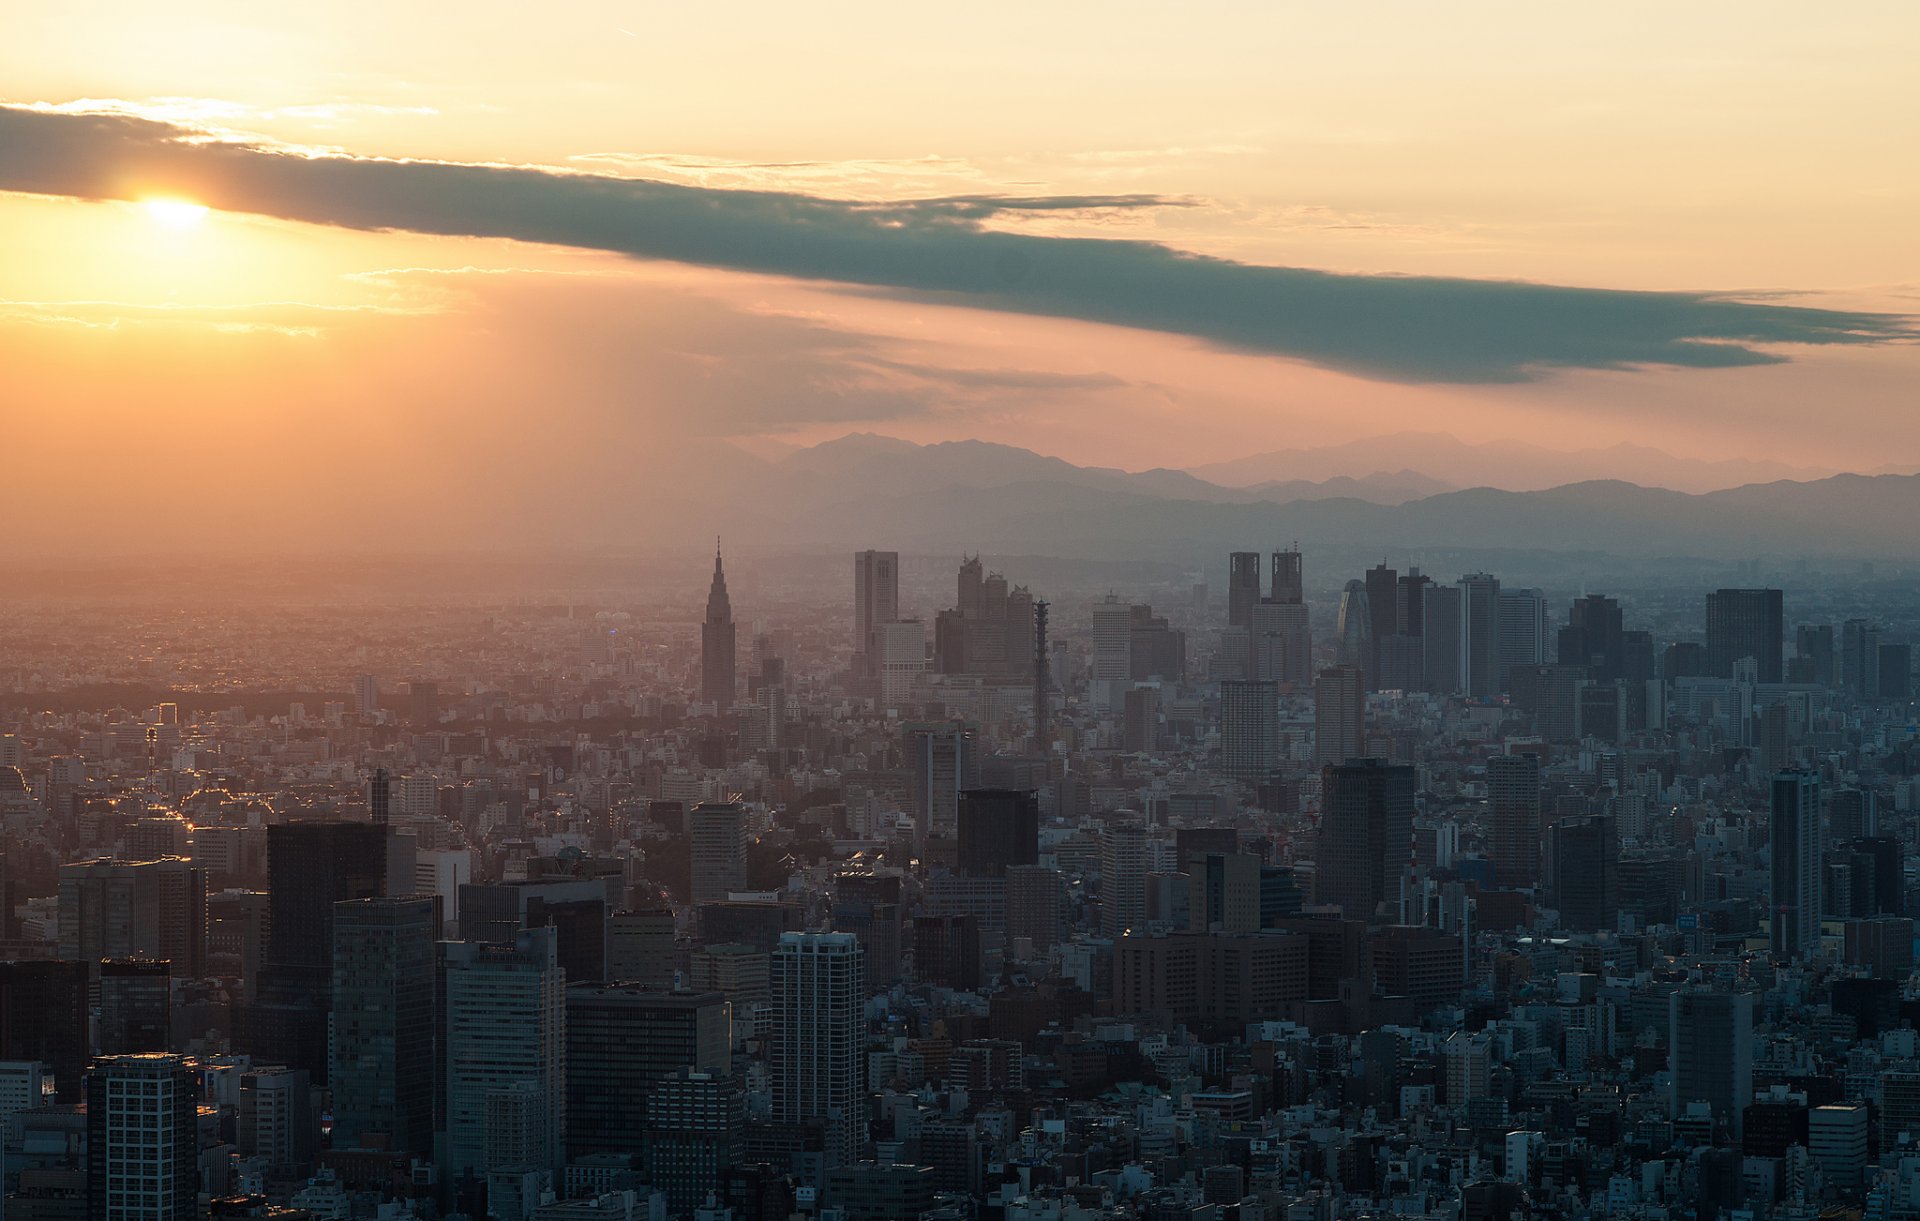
[3,2,1917,552]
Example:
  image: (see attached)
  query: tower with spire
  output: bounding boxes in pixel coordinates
[702,540,737,710]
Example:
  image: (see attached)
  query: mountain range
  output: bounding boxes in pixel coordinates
[713,433,1920,562]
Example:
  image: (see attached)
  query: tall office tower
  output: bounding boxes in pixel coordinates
[236,1065,317,1174]
[771,932,866,1166]
[1396,570,1430,635]
[1496,589,1548,690]
[1363,563,1398,684]
[369,768,391,826]
[913,913,982,990]
[329,896,440,1158]
[1706,588,1785,683]
[354,673,380,716]
[1219,680,1279,781]
[872,620,928,705]
[1248,600,1312,686]
[243,821,388,1083]
[1791,623,1836,686]
[907,722,979,847]
[1808,1105,1870,1194]
[0,960,89,1101]
[687,802,749,907]
[1549,814,1618,932]
[1032,599,1052,752]
[1456,574,1502,697]
[1486,753,1544,889]
[443,927,568,1182]
[1669,990,1755,1138]
[1314,665,1366,767]
[1315,758,1416,922]
[97,959,170,1055]
[1089,594,1135,705]
[1005,864,1067,951]
[645,1069,744,1215]
[701,543,738,710]
[1422,584,1462,693]
[1122,686,1160,753]
[1335,580,1374,678]
[852,549,900,670]
[1270,547,1304,605]
[1227,551,1262,628]
[1880,642,1913,700]
[956,789,1039,878]
[1186,852,1262,933]
[565,984,731,1160]
[87,1054,198,1221]
[610,909,676,986]
[57,857,206,978]
[408,680,440,727]
[461,879,610,983]
[1841,618,1880,695]
[1099,820,1149,937]
[1559,594,1626,681]
[1830,788,1878,845]
[1770,769,1823,960]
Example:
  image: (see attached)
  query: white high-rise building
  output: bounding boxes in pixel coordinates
[399,773,439,818]
[443,927,567,1180]
[772,932,866,1166]
[874,620,928,706]
[87,1054,198,1221]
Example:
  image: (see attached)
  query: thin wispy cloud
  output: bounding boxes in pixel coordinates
[0,103,1908,384]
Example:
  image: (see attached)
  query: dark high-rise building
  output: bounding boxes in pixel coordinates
[97,958,170,1055]
[1314,664,1366,766]
[566,984,732,1159]
[1422,584,1462,693]
[368,768,391,826]
[459,879,609,983]
[57,856,206,979]
[0,959,90,1101]
[1669,990,1754,1139]
[1316,758,1416,922]
[1793,624,1836,687]
[1487,753,1543,889]
[1228,551,1262,628]
[1879,642,1912,700]
[1842,618,1880,696]
[956,789,1039,878]
[408,680,440,727]
[1005,864,1066,951]
[1364,562,1398,685]
[1770,770,1822,960]
[1559,594,1626,682]
[702,543,738,710]
[329,896,441,1158]
[1458,574,1501,697]
[1270,547,1304,605]
[1220,680,1279,781]
[242,820,389,1083]
[914,914,982,991]
[645,1070,744,1214]
[1830,788,1878,845]
[1705,588,1784,683]
[88,1054,198,1221]
[1550,814,1618,932]
[852,549,900,673]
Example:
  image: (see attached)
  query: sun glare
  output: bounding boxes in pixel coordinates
[141,197,210,230]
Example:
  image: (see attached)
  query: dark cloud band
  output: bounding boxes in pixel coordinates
[0,104,1907,383]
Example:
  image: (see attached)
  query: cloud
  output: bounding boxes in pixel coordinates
[0,103,1910,383]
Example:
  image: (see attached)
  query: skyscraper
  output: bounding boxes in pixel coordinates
[1315,758,1416,922]
[1422,584,1462,693]
[565,984,731,1160]
[1457,573,1501,697]
[1561,594,1627,681]
[908,722,978,846]
[702,543,738,710]
[771,932,866,1166]
[689,802,749,907]
[1227,551,1262,629]
[852,549,900,672]
[96,958,169,1055]
[1770,769,1822,960]
[1219,679,1279,781]
[1669,990,1754,1138]
[1364,562,1398,684]
[87,1054,198,1221]
[57,856,206,978]
[1496,589,1548,690]
[1706,588,1784,683]
[1270,547,1303,605]
[330,895,441,1158]
[442,926,568,1181]
[1100,821,1150,937]
[1549,813,1618,932]
[0,959,89,1101]
[1335,580,1374,678]
[1486,753,1543,889]
[1314,664,1366,766]
[956,789,1039,878]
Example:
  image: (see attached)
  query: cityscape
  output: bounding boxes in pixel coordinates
[5,4,1920,1221]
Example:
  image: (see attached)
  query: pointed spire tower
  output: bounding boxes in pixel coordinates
[702,539,737,710]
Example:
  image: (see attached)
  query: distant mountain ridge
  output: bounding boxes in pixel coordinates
[717,434,1920,561]
[1185,430,1837,494]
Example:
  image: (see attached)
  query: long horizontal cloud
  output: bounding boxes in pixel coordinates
[0,104,1909,383]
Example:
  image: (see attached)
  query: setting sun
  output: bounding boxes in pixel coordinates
[141,197,209,229]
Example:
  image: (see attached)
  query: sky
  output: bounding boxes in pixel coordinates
[2,2,1917,552]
